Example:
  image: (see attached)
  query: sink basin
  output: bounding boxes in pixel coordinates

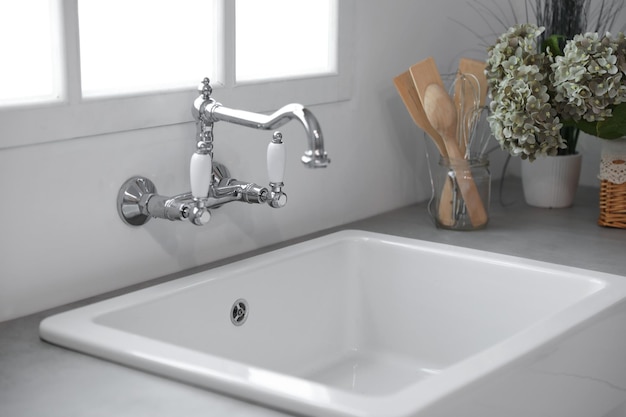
[40,230,626,417]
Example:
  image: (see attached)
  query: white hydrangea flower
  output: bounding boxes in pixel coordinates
[486,23,566,160]
[551,32,626,123]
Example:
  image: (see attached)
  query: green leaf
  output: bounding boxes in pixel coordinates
[574,103,626,139]
[542,35,565,56]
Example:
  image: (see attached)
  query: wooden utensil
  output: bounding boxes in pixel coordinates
[393,71,455,226]
[409,57,445,108]
[423,83,488,227]
[408,58,463,226]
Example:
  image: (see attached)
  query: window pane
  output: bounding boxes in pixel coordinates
[235,0,337,83]
[78,0,221,97]
[0,0,60,106]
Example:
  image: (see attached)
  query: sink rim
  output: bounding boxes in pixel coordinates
[39,230,626,417]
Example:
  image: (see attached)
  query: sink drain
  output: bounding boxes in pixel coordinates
[230,299,249,326]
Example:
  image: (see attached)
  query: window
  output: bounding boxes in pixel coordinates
[0,0,352,149]
[78,0,221,97]
[0,0,62,105]
[235,0,337,83]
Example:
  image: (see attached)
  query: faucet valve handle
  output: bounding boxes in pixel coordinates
[267,131,287,208]
[267,131,286,184]
[190,142,213,199]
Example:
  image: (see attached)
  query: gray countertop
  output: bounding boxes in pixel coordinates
[2,180,625,417]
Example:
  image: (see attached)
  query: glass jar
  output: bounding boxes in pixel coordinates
[432,156,490,230]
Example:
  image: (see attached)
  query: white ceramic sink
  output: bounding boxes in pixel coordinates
[40,230,626,417]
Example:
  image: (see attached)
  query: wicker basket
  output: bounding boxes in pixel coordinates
[598,138,626,229]
[598,179,626,228]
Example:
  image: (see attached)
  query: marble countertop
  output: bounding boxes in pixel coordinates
[1,180,624,417]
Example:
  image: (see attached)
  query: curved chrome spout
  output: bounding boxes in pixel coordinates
[203,102,330,168]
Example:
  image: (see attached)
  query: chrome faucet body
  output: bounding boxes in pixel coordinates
[117,78,329,227]
[199,102,329,168]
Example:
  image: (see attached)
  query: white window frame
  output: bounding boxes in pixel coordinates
[0,0,354,150]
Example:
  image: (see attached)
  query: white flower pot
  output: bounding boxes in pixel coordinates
[521,153,582,208]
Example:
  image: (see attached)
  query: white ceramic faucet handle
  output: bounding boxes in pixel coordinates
[267,132,286,184]
[190,152,213,199]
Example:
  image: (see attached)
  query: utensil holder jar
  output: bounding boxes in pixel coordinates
[432,156,490,230]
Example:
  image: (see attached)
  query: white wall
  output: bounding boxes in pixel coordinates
[0,0,617,321]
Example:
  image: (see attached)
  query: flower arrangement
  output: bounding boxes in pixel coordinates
[486,24,563,159]
[551,32,626,136]
[486,24,626,160]
[464,0,626,161]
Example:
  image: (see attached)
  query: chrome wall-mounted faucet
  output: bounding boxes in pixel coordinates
[117,78,330,226]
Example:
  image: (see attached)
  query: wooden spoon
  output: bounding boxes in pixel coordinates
[423,83,488,227]
[407,58,463,226]
[393,71,455,226]
[393,71,447,157]
[409,57,445,104]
